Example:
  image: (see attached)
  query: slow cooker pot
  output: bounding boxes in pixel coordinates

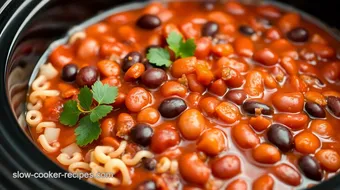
[0,0,339,189]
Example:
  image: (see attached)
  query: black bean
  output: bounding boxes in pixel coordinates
[136,14,161,30]
[142,158,157,171]
[202,21,219,37]
[75,66,98,87]
[129,123,154,146]
[141,68,167,88]
[122,52,143,72]
[267,124,294,152]
[305,102,326,118]
[287,27,309,42]
[61,64,78,82]
[239,25,255,36]
[298,155,323,181]
[327,96,340,117]
[135,180,157,190]
[225,90,247,105]
[242,101,273,115]
[159,98,187,118]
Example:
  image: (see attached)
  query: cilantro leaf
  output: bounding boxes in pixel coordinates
[75,115,101,146]
[78,86,93,110]
[179,38,196,58]
[92,81,118,105]
[167,32,182,57]
[147,48,172,67]
[90,105,112,122]
[59,100,81,126]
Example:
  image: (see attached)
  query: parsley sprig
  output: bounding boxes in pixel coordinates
[147,32,196,67]
[59,81,118,146]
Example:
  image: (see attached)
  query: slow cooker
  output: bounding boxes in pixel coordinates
[0,0,339,189]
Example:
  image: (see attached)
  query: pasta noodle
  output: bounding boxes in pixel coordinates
[94,146,114,164]
[36,122,56,133]
[108,140,127,158]
[156,157,171,174]
[68,31,86,44]
[121,150,154,166]
[170,160,178,174]
[57,152,83,166]
[39,62,58,80]
[90,151,100,164]
[26,110,42,126]
[105,159,131,185]
[38,135,60,153]
[90,162,120,185]
[32,75,50,91]
[27,100,43,111]
[29,90,60,104]
[68,162,91,173]
[87,177,106,188]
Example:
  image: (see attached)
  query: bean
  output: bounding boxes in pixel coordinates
[76,66,98,87]
[273,114,308,129]
[97,60,120,78]
[305,102,326,118]
[242,101,273,115]
[142,158,157,171]
[216,102,241,124]
[239,25,255,36]
[249,116,271,132]
[278,13,300,33]
[256,5,281,18]
[244,71,264,96]
[158,98,187,118]
[300,75,324,89]
[225,1,246,15]
[100,118,115,139]
[310,120,334,138]
[137,107,160,124]
[234,36,254,57]
[197,128,226,156]
[195,37,212,59]
[136,14,161,29]
[272,92,304,113]
[195,60,214,85]
[160,81,187,98]
[265,27,282,41]
[77,38,100,60]
[150,124,180,153]
[61,64,78,82]
[211,44,234,57]
[187,74,205,93]
[115,113,135,138]
[225,90,247,105]
[124,63,145,82]
[211,155,241,179]
[253,174,274,190]
[252,144,281,164]
[122,51,143,72]
[135,180,157,190]
[202,21,219,37]
[178,109,205,140]
[129,123,153,146]
[267,124,294,152]
[287,27,309,42]
[327,96,340,117]
[254,48,279,66]
[50,45,73,68]
[179,153,210,185]
[232,124,260,149]
[226,179,247,190]
[199,97,220,116]
[201,2,215,11]
[308,43,335,59]
[273,164,301,186]
[294,131,320,154]
[209,79,227,96]
[298,155,323,181]
[141,68,167,88]
[125,87,150,112]
[315,149,340,172]
[171,57,197,78]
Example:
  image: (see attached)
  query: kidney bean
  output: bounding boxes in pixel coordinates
[278,13,300,33]
[234,37,254,57]
[265,27,282,41]
[216,102,241,124]
[130,123,154,146]
[216,57,249,74]
[141,68,167,88]
[311,33,327,44]
[280,56,298,75]
[252,174,274,190]
[76,66,98,87]
[77,38,99,60]
[323,90,340,98]
[305,91,327,106]
[211,44,234,57]
[49,45,74,68]
[225,90,247,105]
[273,114,308,129]
[124,63,145,82]
[226,179,247,190]
[244,71,264,96]
[199,97,220,116]
[308,43,335,59]
[197,128,226,156]
[100,41,127,57]
[249,116,271,132]
[96,60,120,78]
[158,98,187,118]
[298,155,323,181]
[294,131,320,154]
[187,74,206,93]
[256,5,281,18]
[327,96,340,117]
[115,113,135,138]
[305,102,326,118]
[181,22,200,39]
[86,23,109,36]
[137,107,160,124]
[112,92,125,107]
[287,27,309,42]
[187,92,202,108]
[122,52,143,72]
[208,11,235,24]
[254,48,279,66]
[61,64,78,82]
[171,57,197,78]
[315,149,340,172]
[252,144,281,164]
[101,76,121,87]
[195,60,214,85]
[225,1,246,15]
[100,118,115,139]
[195,38,212,60]
[125,87,150,112]
[263,72,278,89]
[267,124,294,152]
[272,92,304,113]
[273,164,301,186]
[160,81,187,98]
[211,155,241,179]
[221,67,245,88]
[322,62,340,82]
[209,79,227,96]
[136,14,161,29]
[178,109,205,140]
[232,124,260,149]
[179,153,211,185]
[150,123,180,153]
[242,101,273,115]
[310,120,334,138]
[289,75,308,93]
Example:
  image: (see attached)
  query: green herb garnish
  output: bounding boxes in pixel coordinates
[146,32,196,67]
[59,81,118,146]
